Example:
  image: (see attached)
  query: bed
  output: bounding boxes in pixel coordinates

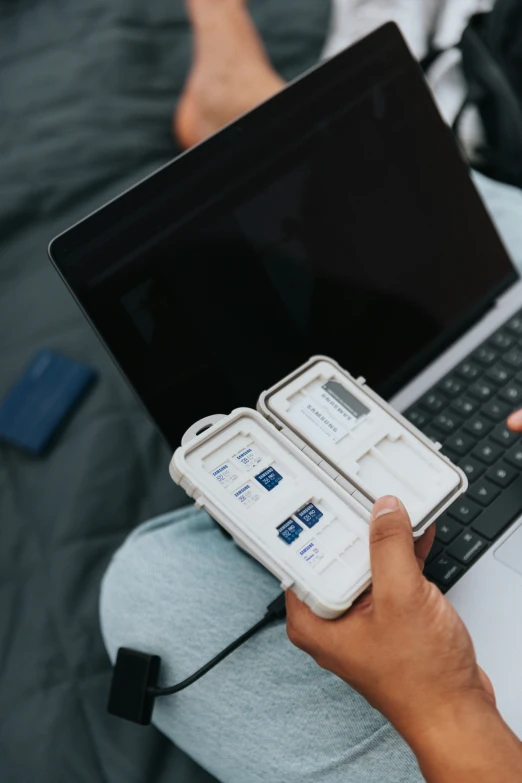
[0,2,329,781]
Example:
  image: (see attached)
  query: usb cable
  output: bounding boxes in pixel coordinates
[108,592,287,725]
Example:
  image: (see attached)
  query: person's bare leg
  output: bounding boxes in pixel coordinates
[174,0,286,149]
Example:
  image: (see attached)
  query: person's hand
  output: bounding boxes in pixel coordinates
[285,495,496,745]
[507,408,522,432]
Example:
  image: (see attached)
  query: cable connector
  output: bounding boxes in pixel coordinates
[107,648,161,725]
[107,593,286,725]
[265,591,287,620]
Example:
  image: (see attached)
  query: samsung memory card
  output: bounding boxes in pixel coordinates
[277,518,303,544]
[233,483,262,508]
[254,466,283,491]
[296,502,323,528]
[211,461,240,489]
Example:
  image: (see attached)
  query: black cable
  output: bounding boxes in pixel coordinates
[148,592,287,698]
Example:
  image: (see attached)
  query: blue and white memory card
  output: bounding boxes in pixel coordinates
[277,518,303,544]
[296,503,323,528]
[0,349,97,455]
[254,466,283,491]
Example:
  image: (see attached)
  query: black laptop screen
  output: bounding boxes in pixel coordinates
[50,25,516,447]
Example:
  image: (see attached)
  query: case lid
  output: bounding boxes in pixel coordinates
[257,356,467,534]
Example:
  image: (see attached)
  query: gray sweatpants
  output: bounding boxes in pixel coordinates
[100,172,522,783]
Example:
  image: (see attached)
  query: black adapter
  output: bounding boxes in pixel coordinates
[107,592,286,726]
[108,648,161,725]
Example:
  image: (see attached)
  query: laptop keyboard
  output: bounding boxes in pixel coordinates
[404,309,522,593]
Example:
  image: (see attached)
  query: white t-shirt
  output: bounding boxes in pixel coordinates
[322,0,494,158]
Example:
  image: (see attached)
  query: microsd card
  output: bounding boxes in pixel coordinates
[211,462,240,489]
[277,518,303,544]
[234,445,264,471]
[254,466,283,491]
[296,503,323,528]
[298,540,325,569]
[233,483,262,508]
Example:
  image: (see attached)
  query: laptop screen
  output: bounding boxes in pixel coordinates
[50,24,516,447]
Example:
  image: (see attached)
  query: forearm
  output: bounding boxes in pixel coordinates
[404,695,522,783]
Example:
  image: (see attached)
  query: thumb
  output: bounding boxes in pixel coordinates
[507,408,522,432]
[369,495,424,606]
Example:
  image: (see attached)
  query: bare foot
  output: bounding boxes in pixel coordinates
[174,0,286,149]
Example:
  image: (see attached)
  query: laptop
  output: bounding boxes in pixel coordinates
[49,23,522,734]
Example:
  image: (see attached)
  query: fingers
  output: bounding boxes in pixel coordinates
[507,409,522,432]
[478,666,497,705]
[369,496,424,605]
[285,589,331,656]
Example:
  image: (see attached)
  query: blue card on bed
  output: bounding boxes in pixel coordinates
[0,349,97,455]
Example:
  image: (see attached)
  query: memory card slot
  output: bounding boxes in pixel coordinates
[285,374,371,447]
[204,434,274,493]
[181,409,375,612]
[283,501,368,580]
[356,445,425,509]
[276,497,328,544]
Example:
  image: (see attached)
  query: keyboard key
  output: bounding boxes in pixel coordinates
[435,516,462,544]
[486,363,513,385]
[425,554,463,586]
[489,331,515,350]
[502,348,522,369]
[481,398,512,422]
[468,479,501,507]
[498,382,522,405]
[437,377,464,399]
[454,361,481,381]
[419,392,446,414]
[423,425,443,445]
[449,397,477,418]
[472,346,498,367]
[448,497,482,525]
[490,423,519,448]
[463,416,493,438]
[405,409,431,429]
[486,461,518,488]
[505,314,522,337]
[425,541,444,564]
[458,456,486,482]
[468,380,494,401]
[505,443,522,470]
[432,412,462,435]
[472,440,503,465]
[447,531,486,565]
[444,431,475,455]
[471,474,522,539]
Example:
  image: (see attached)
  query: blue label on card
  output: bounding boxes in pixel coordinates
[296,503,323,528]
[277,518,303,544]
[254,466,283,491]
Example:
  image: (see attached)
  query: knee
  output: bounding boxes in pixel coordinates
[99,532,142,664]
[99,509,198,663]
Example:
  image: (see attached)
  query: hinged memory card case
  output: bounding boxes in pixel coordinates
[170,356,467,618]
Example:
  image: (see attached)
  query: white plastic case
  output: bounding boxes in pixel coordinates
[170,356,467,619]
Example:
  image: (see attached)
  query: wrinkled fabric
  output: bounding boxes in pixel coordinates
[101,506,424,783]
[0,2,329,782]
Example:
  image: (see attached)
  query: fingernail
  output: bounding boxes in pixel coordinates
[371,495,401,521]
[507,409,522,428]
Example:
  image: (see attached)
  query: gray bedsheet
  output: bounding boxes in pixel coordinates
[0,2,329,781]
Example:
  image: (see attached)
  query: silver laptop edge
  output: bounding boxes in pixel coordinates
[392,277,522,735]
